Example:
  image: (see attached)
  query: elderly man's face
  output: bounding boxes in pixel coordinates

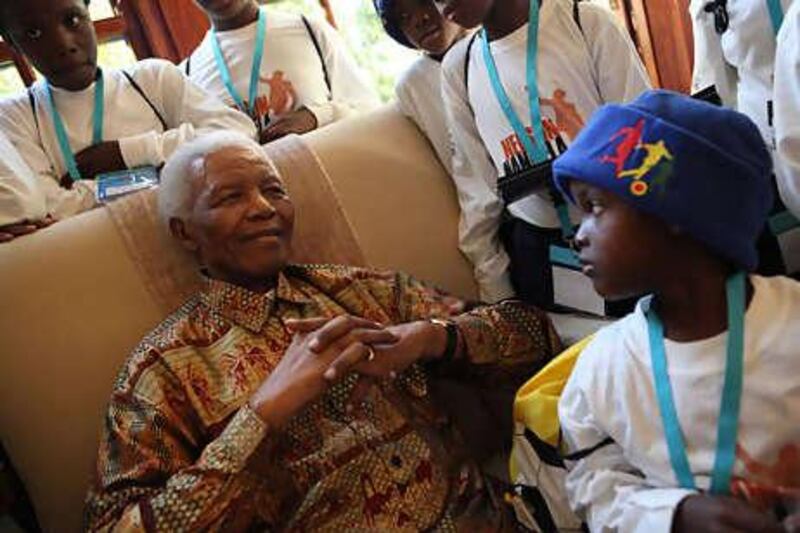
[181,145,294,288]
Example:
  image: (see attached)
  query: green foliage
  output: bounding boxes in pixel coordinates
[0,63,24,96]
[272,0,418,102]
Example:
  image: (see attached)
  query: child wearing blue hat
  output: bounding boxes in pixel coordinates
[373,0,467,175]
[556,90,800,532]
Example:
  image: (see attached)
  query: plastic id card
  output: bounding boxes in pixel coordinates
[550,245,606,316]
[96,166,159,203]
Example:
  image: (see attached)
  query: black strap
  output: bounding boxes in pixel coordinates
[513,484,561,533]
[301,15,332,95]
[463,31,480,99]
[184,53,192,76]
[27,87,49,169]
[572,0,583,32]
[27,87,42,143]
[562,436,615,462]
[121,70,169,131]
[523,428,567,468]
[692,85,723,106]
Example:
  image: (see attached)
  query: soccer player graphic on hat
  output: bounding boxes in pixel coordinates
[618,140,674,181]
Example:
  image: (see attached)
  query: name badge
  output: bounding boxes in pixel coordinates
[96,166,159,203]
[550,245,606,316]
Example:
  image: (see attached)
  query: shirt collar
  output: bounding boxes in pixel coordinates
[200,271,311,333]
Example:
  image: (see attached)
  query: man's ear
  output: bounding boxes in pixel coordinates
[168,218,200,254]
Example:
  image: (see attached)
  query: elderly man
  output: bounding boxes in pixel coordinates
[85,132,561,531]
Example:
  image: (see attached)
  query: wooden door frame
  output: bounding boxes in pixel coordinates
[607,0,695,92]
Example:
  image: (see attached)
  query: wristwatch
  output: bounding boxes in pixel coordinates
[428,318,458,362]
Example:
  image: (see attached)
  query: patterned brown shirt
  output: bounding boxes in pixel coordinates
[86,265,560,532]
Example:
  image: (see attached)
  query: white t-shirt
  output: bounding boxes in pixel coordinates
[0,58,256,220]
[0,131,46,226]
[396,55,455,175]
[559,275,800,533]
[184,8,380,131]
[775,1,800,218]
[690,0,797,212]
[442,0,650,301]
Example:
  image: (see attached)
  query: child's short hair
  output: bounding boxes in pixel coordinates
[372,0,414,48]
[553,89,773,271]
[0,0,91,41]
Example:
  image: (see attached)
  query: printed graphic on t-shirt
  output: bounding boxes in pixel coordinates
[498,89,584,178]
[240,70,298,130]
[731,442,800,517]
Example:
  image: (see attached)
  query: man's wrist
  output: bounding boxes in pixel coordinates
[425,318,457,361]
[248,393,286,429]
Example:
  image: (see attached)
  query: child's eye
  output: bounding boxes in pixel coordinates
[66,14,83,28]
[25,28,43,40]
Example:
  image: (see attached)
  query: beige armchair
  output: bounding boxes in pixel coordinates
[0,105,477,532]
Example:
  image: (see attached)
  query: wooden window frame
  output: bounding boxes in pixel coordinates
[0,12,127,88]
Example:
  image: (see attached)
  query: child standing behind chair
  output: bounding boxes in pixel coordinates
[690,0,799,276]
[439,0,650,307]
[0,0,255,222]
[374,0,467,175]
[556,90,800,532]
[186,0,380,145]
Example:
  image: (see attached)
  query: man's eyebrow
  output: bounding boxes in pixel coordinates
[206,182,239,197]
[261,172,285,185]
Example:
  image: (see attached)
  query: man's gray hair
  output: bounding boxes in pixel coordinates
[158,131,271,224]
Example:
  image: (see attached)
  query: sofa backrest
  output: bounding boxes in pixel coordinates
[0,105,477,532]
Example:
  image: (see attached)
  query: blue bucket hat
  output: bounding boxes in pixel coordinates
[553,89,773,271]
[373,0,414,48]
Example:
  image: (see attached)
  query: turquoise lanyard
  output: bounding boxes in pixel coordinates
[480,0,574,238]
[45,68,104,182]
[211,7,267,116]
[646,271,746,494]
[766,0,784,35]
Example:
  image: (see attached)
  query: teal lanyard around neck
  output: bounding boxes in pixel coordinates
[646,271,746,494]
[480,0,574,238]
[480,0,548,164]
[45,68,104,182]
[766,0,784,35]
[211,8,266,116]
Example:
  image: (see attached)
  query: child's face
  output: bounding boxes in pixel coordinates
[570,181,676,301]
[393,0,465,56]
[433,0,495,29]
[194,0,253,21]
[4,0,97,91]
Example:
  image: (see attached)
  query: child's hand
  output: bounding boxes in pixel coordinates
[0,215,55,243]
[673,494,784,533]
[73,141,126,180]
[259,107,318,144]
